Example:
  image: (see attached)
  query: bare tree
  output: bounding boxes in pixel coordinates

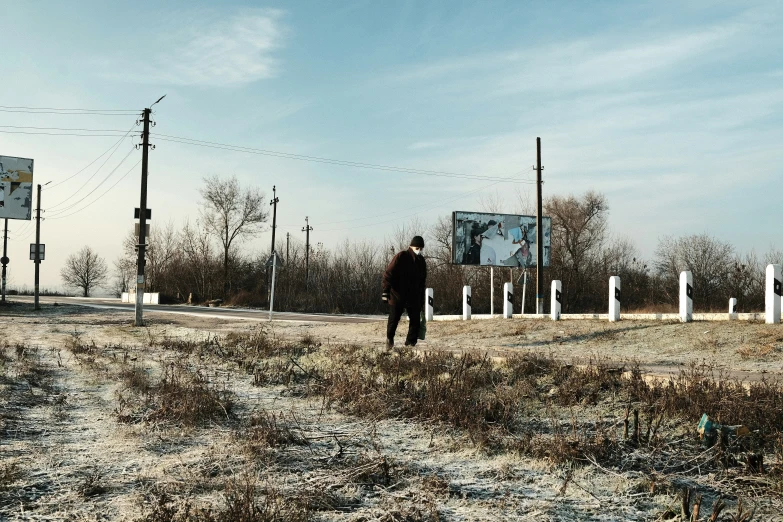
[112,256,135,297]
[654,234,735,310]
[200,175,268,296]
[61,246,108,297]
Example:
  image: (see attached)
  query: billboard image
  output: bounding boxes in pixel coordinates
[0,155,34,220]
[452,211,551,267]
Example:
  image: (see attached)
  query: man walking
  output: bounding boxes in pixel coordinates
[382,236,427,348]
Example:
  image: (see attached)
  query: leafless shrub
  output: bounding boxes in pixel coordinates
[115,362,234,427]
[0,461,24,490]
[242,410,308,452]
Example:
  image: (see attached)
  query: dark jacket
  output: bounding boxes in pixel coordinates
[382,248,427,306]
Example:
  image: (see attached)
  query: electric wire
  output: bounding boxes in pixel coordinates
[151,133,537,184]
[47,122,138,189]
[316,168,537,232]
[0,125,132,133]
[278,166,536,230]
[47,147,136,216]
[0,129,133,136]
[47,159,142,220]
[0,105,138,115]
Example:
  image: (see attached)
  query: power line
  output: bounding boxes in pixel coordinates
[0,125,133,132]
[316,168,537,232]
[48,159,142,220]
[0,105,138,115]
[48,130,136,209]
[279,166,536,230]
[0,129,132,137]
[151,133,537,184]
[48,123,139,189]
[47,147,136,215]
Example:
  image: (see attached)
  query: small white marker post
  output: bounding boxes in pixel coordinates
[503,282,513,319]
[425,288,434,322]
[609,276,621,322]
[463,285,472,320]
[551,280,562,321]
[765,264,781,324]
[728,298,738,320]
[679,271,693,323]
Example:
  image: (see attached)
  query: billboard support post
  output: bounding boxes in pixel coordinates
[1,218,7,303]
[536,137,544,315]
[490,267,494,316]
[521,270,527,314]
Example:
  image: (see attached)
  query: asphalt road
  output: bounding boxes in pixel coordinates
[9,295,383,324]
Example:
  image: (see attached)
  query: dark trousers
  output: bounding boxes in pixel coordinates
[387,301,421,346]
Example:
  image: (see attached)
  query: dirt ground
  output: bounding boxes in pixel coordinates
[1,303,782,521]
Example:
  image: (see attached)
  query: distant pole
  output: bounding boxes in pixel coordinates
[286,232,290,265]
[1,218,8,303]
[34,184,41,310]
[270,185,279,253]
[535,137,544,314]
[135,107,152,326]
[302,217,313,290]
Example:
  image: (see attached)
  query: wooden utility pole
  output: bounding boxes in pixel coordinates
[535,137,544,315]
[286,232,290,265]
[34,184,41,310]
[302,217,312,290]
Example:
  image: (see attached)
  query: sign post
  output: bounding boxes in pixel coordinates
[266,251,284,320]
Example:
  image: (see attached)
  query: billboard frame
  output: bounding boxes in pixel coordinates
[451,210,551,268]
[0,155,35,221]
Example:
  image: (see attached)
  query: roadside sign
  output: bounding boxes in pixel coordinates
[29,243,45,261]
[134,223,151,237]
[265,252,284,268]
[134,208,152,219]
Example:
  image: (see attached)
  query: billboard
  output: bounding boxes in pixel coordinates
[452,211,551,267]
[0,155,34,220]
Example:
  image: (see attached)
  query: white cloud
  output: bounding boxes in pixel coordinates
[145,9,285,87]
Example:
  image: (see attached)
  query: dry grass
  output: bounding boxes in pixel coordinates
[736,343,777,359]
[115,362,234,427]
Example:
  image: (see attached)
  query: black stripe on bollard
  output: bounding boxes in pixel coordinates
[507,291,512,303]
[615,287,621,302]
[556,290,562,303]
[686,283,693,299]
[466,295,472,307]
[775,279,782,297]
[428,296,433,306]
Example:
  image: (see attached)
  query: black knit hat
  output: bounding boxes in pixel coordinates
[410,236,425,248]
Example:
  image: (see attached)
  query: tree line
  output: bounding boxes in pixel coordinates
[60,177,782,314]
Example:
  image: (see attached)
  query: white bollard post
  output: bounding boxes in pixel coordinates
[463,285,472,320]
[503,282,513,319]
[609,276,621,322]
[679,271,693,323]
[765,264,781,324]
[551,280,562,321]
[425,288,434,322]
[728,297,738,319]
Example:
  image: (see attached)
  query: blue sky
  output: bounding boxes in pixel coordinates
[1,1,782,290]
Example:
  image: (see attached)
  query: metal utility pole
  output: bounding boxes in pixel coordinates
[535,137,544,315]
[302,217,312,290]
[134,96,165,326]
[270,185,279,253]
[34,184,41,310]
[1,219,8,303]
